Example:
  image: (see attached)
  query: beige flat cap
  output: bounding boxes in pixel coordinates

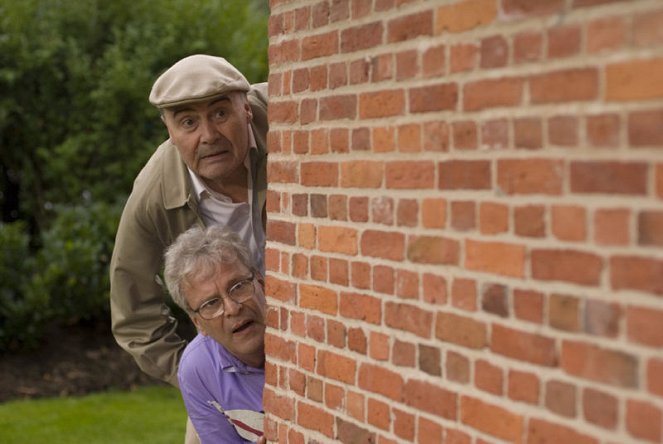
[149,54,250,108]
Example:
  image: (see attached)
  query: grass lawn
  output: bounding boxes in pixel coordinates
[0,385,186,444]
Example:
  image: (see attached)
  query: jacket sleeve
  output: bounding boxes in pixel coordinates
[109,188,187,387]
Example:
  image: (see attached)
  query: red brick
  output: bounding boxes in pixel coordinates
[475,359,503,395]
[503,0,564,17]
[370,196,393,225]
[422,45,445,78]
[407,235,460,265]
[361,230,404,261]
[547,25,581,58]
[452,120,477,149]
[439,160,491,190]
[480,35,508,68]
[396,199,418,227]
[584,299,621,338]
[634,9,663,46]
[328,194,347,221]
[450,42,478,73]
[326,318,346,348]
[628,109,663,146]
[422,198,446,228]
[545,379,577,418]
[531,249,603,286]
[480,118,508,149]
[318,226,357,255]
[301,31,339,61]
[514,117,542,149]
[627,306,663,347]
[299,284,338,315]
[301,161,338,187]
[549,293,580,332]
[513,289,544,324]
[297,401,334,437]
[451,278,477,311]
[348,327,367,355]
[610,255,663,295]
[451,201,477,231]
[551,205,587,241]
[606,57,663,101]
[394,50,419,81]
[497,158,563,195]
[267,220,296,246]
[463,77,523,111]
[395,268,418,299]
[317,350,356,384]
[266,276,296,303]
[422,273,447,305]
[339,292,381,325]
[367,398,390,430]
[435,312,486,349]
[358,363,404,401]
[435,0,497,33]
[393,339,416,368]
[626,399,662,442]
[264,387,295,421]
[341,22,383,53]
[373,265,394,295]
[514,31,542,63]
[587,113,620,147]
[319,95,356,121]
[446,350,470,384]
[340,160,384,188]
[403,379,457,419]
[479,202,509,234]
[386,161,435,189]
[330,128,349,153]
[587,17,626,53]
[385,302,432,338]
[387,10,433,42]
[548,115,578,146]
[481,283,508,317]
[594,208,630,246]
[530,68,599,103]
[336,418,376,444]
[359,90,405,118]
[561,340,637,387]
[648,358,663,397]
[514,204,545,238]
[351,127,370,152]
[460,396,523,442]
[491,324,557,366]
[268,160,298,184]
[508,369,540,404]
[410,83,458,113]
[393,408,415,441]
[639,210,663,247]
[527,418,599,444]
[417,417,443,444]
[465,239,526,278]
[583,388,618,429]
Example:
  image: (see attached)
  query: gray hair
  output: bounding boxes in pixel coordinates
[163,225,255,312]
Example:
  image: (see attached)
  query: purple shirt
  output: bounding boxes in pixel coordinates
[178,334,265,443]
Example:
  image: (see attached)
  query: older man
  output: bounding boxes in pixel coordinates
[164,225,266,444]
[109,54,268,442]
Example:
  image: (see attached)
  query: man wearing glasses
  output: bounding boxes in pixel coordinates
[164,225,267,444]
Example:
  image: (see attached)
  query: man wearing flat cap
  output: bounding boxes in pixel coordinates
[109,54,268,443]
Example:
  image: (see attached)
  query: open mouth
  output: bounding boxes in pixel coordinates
[232,320,253,334]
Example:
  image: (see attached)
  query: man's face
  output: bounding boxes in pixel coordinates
[184,260,266,368]
[162,93,252,189]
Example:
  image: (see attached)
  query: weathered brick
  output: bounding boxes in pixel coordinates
[341,22,383,53]
[358,363,404,401]
[606,57,663,101]
[387,10,433,42]
[626,306,663,347]
[530,68,598,103]
[561,340,638,387]
[463,77,524,111]
[301,31,339,60]
[385,302,433,338]
[497,159,563,195]
[361,230,405,261]
[439,160,491,190]
[299,284,338,315]
[465,239,526,278]
[435,312,486,349]
[403,379,457,419]
[583,387,618,429]
[317,350,356,384]
[407,235,459,265]
[610,255,663,295]
[386,161,435,189]
[359,90,405,118]
[460,396,524,441]
[410,83,458,113]
[527,418,599,444]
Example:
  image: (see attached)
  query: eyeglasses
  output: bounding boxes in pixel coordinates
[191,274,256,320]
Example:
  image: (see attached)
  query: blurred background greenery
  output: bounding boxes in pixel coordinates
[0,0,269,351]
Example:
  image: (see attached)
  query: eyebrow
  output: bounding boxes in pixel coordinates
[170,96,232,118]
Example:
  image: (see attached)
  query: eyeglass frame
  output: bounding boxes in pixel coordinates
[189,273,256,320]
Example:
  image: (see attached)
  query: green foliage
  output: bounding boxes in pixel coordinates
[0,0,268,351]
[0,386,185,444]
[0,222,46,350]
[30,201,122,322]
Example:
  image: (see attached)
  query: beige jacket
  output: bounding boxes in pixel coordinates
[109,83,268,386]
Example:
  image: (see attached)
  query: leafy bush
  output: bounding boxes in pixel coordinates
[29,201,123,323]
[0,222,45,350]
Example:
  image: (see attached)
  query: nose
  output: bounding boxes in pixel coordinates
[223,297,242,316]
[200,118,219,144]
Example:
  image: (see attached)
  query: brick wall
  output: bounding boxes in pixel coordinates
[264,0,663,442]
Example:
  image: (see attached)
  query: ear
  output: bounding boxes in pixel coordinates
[244,102,253,123]
[191,315,208,336]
